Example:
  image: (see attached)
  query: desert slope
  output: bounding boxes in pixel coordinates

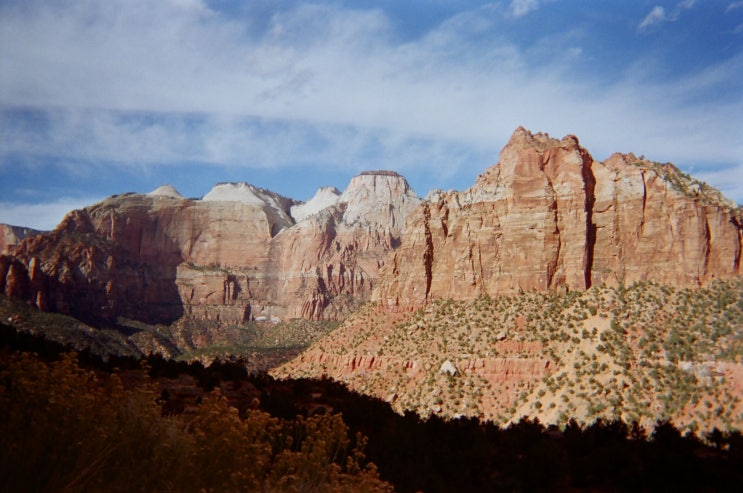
[276,279,743,432]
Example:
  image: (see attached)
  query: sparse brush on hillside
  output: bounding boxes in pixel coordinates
[277,278,743,432]
[0,351,392,493]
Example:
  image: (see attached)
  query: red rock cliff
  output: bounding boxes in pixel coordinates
[374,127,742,308]
[0,174,419,324]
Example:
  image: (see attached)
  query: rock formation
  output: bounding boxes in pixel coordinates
[374,127,742,309]
[0,173,420,325]
[267,171,420,320]
[1,128,741,328]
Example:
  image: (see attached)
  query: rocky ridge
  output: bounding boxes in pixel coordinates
[374,127,742,309]
[0,172,419,326]
[1,127,740,332]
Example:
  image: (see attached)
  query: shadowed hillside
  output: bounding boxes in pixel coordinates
[2,330,743,492]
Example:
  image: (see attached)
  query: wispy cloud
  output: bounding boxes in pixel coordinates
[0,0,741,206]
[638,6,667,31]
[638,1,696,31]
[508,0,540,18]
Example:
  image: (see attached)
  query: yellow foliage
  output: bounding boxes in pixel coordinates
[0,351,393,492]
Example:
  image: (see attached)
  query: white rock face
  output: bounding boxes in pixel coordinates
[290,187,342,222]
[202,182,296,234]
[203,182,272,205]
[339,171,420,231]
[440,360,458,376]
[0,224,42,255]
[147,184,184,199]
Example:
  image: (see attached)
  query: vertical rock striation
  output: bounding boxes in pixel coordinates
[0,174,420,324]
[1,128,740,326]
[375,127,742,309]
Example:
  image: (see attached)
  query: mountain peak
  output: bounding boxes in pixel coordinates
[290,187,342,222]
[359,170,402,177]
[147,184,184,199]
[507,126,580,152]
[340,171,420,231]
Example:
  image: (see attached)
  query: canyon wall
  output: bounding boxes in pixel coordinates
[374,127,742,308]
[0,173,419,325]
[1,128,740,326]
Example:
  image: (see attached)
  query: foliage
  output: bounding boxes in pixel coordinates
[0,351,392,493]
[281,278,743,431]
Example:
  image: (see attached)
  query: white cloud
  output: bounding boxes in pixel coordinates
[638,6,668,31]
[0,0,741,205]
[727,1,743,13]
[509,0,540,18]
[0,197,103,230]
[638,1,697,31]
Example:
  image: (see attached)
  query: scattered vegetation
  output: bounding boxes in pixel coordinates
[2,334,743,493]
[279,278,743,432]
[0,294,338,370]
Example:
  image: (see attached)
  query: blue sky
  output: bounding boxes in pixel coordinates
[1,0,742,230]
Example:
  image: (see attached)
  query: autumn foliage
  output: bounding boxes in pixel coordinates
[0,351,392,492]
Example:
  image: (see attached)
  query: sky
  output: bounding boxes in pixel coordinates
[1,0,742,230]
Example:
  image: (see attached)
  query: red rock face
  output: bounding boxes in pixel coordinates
[0,173,419,325]
[1,128,740,326]
[375,128,742,308]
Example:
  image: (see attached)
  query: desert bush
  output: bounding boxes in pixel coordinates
[0,352,391,493]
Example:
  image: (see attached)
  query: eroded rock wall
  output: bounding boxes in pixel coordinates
[375,128,742,309]
[1,173,419,324]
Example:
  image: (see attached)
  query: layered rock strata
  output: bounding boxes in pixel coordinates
[375,127,742,308]
[1,173,420,325]
[1,128,740,327]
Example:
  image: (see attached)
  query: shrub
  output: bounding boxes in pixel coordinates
[0,352,392,493]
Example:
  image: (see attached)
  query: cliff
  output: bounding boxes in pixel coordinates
[0,173,419,325]
[1,128,740,328]
[374,127,742,308]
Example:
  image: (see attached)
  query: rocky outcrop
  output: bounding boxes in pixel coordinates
[375,127,742,308]
[0,174,419,325]
[269,171,420,320]
[591,153,742,287]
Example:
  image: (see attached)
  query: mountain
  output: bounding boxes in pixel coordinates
[274,127,743,431]
[2,126,742,430]
[374,127,741,309]
[2,128,741,329]
[0,172,419,326]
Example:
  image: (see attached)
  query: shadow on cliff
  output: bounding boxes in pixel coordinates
[3,325,742,493]
[1,211,186,327]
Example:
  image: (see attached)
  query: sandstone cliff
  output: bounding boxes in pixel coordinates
[2,128,741,328]
[375,127,742,308]
[0,173,419,325]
